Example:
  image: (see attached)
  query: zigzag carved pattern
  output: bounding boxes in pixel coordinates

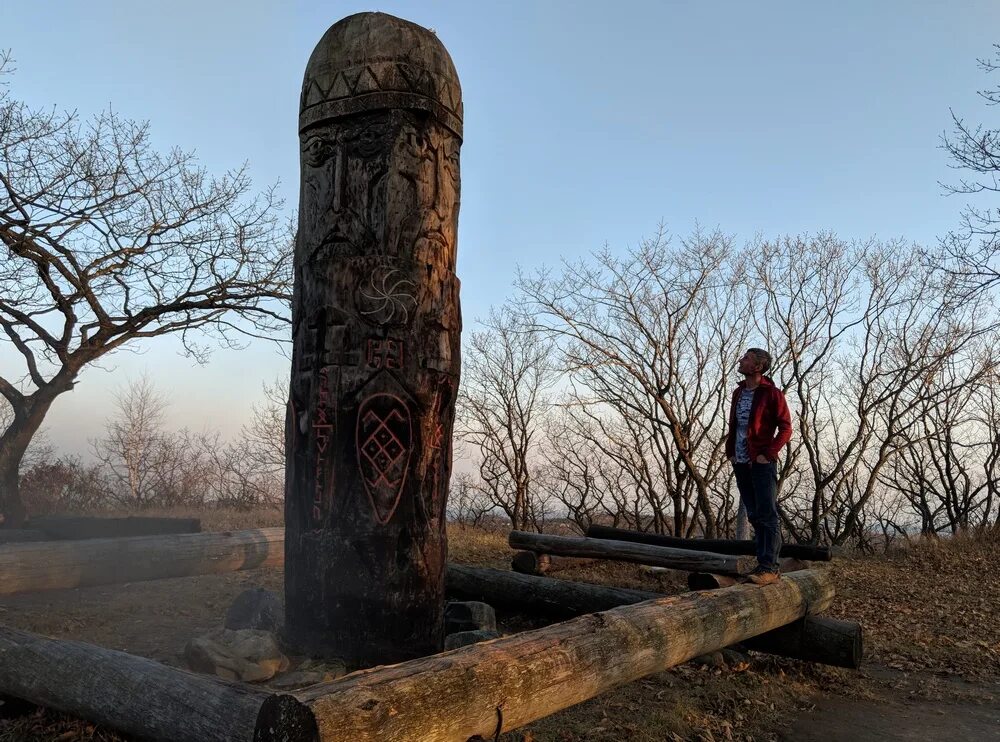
[302,61,461,115]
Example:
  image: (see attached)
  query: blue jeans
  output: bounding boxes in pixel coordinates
[733,461,782,572]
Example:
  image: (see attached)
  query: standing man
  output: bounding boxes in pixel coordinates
[726,348,792,585]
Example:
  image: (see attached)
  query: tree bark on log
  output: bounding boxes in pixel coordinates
[286,12,463,665]
[688,558,810,590]
[445,564,659,618]
[0,624,316,742]
[0,529,47,544]
[509,531,756,575]
[510,550,598,575]
[26,515,201,540]
[297,569,834,741]
[741,616,862,669]
[0,528,283,595]
[446,565,859,669]
[587,525,833,562]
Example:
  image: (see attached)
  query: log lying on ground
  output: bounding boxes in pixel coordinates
[0,528,283,595]
[587,525,832,561]
[297,569,834,741]
[509,531,756,575]
[446,564,659,618]
[742,616,862,669]
[510,550,598,575]
[687,557,811,590]
[447,564,860,669]
[0,529,47,544]
[0,624,315,742]
[26,515,201,540]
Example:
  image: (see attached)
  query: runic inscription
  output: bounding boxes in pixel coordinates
[312,367,334,524]
[357,393,412,525]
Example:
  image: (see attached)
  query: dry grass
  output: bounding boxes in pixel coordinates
[1,514,997,741]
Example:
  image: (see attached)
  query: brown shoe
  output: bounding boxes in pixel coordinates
[747,570,780,586]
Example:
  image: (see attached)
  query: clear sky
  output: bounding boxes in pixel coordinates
[3,0,998,455]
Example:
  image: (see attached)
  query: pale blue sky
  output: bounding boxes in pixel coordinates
[3,0,998,454]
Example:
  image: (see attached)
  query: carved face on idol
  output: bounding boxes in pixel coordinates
[299,109,460,270]
[299,112,398,260]
[393,119,460,269]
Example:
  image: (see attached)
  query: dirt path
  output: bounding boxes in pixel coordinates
[781,667,1000,741]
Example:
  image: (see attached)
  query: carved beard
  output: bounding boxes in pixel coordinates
[299,110,460,271]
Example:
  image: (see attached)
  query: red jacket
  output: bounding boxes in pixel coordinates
[725,376,792,462]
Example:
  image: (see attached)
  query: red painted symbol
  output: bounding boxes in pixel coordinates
[356,394,411,525]
[313,368,334,524]
[430,423,443,450]
[366,338,403,369]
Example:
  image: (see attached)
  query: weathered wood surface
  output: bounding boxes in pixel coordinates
[688,557,811,591]
[510,550,598,575]
[26,515,201,540]
[447,564,856,668]
[297,569,834,741]
[287,11,463,664]
[587,525,833,562]
[0,624,316,742]
[0,529,47,544]
[0,528,283,595]
[445,564,659,618]
[509,531,756,575]
[742,615,862,669]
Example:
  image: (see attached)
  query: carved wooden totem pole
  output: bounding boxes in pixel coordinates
[285,12,462,666]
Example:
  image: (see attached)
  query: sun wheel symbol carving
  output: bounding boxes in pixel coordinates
[360,268,417,325]
[357,394,412,524]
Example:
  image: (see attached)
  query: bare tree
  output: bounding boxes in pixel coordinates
[940,44,1000,297]
[457,305,558,531]
[518,227,750,537]
[241,377,287,480]
[448,472,494,528]
[0,54,291,525]
[91,375,170,509]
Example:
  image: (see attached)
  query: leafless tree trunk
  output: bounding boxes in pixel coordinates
[91,376,170,509]
[518,227,750,537]
[457,305,557,531]
[0,53,290,525]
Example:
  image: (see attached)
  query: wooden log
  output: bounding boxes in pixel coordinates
[687,557,811,590]
[0,528,283,595]
[26,515,201,540]
[509,531,755,575]
[297,569,834,741]
[0,624,316,742]
[286,12,463,665]
[447,565,858,669]
[587,525,832,562]
[445,564,659,618]
[0,529,47,544]
[510,550,598,575]
[741,616,863,669]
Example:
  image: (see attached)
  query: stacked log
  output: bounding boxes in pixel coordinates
[298,569,834,740]
[510,550,597,575]
[509,531,756,575]
[26,515,201,540]
[0,624,314,742]
[446,564,659,618]
[0,528,283,595]
[446,564,861,669]
[587,525,832,561]
[687,557,812,590]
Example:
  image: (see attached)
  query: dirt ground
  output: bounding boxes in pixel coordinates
[1,516,998,741]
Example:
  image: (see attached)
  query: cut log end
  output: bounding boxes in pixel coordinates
[743,615,863,669]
